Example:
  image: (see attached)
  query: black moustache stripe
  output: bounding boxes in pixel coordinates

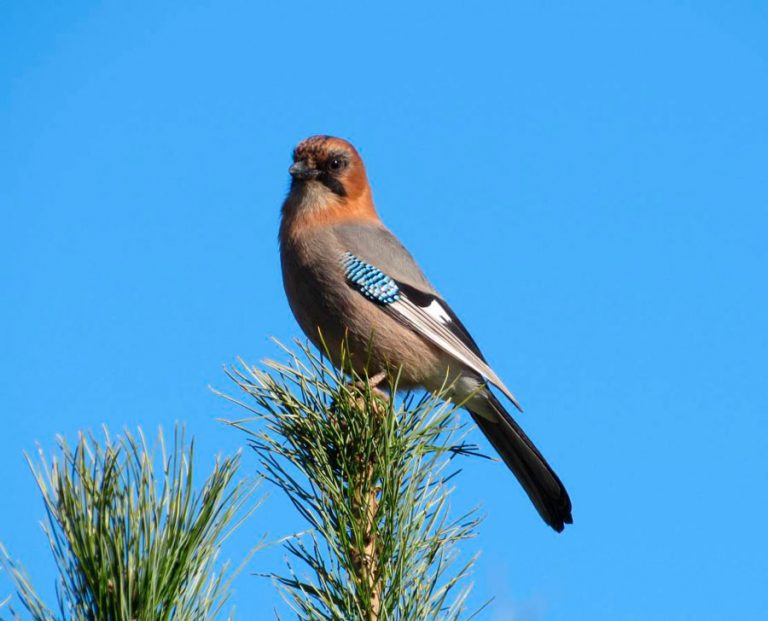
[319,174,347,197]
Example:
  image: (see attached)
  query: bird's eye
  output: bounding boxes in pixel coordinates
[328,157,345,172]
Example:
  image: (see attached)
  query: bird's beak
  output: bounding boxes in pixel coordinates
[289,161,320,180]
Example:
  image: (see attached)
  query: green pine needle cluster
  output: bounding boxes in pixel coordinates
[221,342,483,621]
[1,427,256,621]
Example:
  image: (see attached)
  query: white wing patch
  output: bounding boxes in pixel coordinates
[424,299,452,324]
[388,296,522,411]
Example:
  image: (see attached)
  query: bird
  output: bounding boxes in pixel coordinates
[279,135,573,532]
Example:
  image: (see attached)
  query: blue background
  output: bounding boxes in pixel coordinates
[2,2,766,619]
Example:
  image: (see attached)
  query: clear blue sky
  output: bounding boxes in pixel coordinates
[1,2,766,619]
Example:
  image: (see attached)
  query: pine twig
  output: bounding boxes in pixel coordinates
[221,341,482,621]
[1,426,259,621]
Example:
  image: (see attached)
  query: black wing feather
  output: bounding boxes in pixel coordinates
[395,280,487,362]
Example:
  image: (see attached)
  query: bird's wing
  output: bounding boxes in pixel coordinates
[332,221,436,292]
[341,251,522,411]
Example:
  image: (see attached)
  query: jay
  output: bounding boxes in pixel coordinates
[279,135,573,532]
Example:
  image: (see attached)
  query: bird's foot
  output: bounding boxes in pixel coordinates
[329,371,390,423]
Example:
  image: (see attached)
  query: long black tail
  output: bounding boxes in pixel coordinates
[468,392,572,532]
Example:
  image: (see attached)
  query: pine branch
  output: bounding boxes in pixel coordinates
[1,426,258,621]
[221,342,483,621]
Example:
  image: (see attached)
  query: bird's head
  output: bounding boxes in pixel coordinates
[282,135,377,233]
[289,135,367,197]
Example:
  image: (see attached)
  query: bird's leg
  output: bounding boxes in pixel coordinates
[357,370,387,394]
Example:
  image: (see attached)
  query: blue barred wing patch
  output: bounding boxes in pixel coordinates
[341,252,401,305]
